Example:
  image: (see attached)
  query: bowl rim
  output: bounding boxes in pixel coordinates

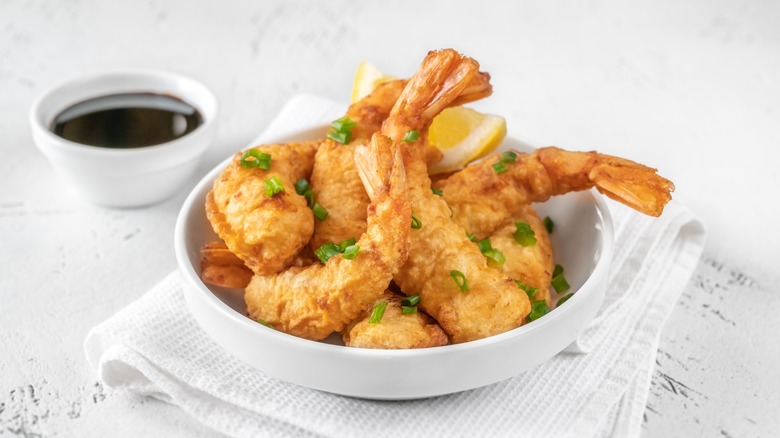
[174,127,615,358]
[29,69,219,157]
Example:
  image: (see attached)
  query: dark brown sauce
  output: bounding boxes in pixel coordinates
[51,92,203,148]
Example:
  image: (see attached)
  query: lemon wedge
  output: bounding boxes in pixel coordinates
[427,107,507,174]
[351,61,506,174]
[351,61,397,103]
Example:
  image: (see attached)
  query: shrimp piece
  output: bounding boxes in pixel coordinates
[244,134,411,341]
[435,146,675,239]
[342,291,449,349]
[206,141,321,275]
[310,72,492,250]
[200,241,254,289]
[385,49,530,343]
[487,206,554,306]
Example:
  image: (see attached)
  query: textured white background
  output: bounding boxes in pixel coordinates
[1,0,778,436]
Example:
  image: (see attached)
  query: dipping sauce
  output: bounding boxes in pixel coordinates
[51,93,203,148]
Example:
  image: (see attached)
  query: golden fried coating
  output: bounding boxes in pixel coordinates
[245,135,411,341]
[200,241,254,289]
[342,291,449,349]
[435,146,675,239]
[488,206,554,306]
[206,141,321,275]
[385,49,530,343]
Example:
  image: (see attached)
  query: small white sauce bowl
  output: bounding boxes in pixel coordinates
[175,126,615,400]
[30,70,218,207]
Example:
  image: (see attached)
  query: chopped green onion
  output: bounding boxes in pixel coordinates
[411,214,422,229]
[553,264,564,277]
[513,221,537,246]
[431,187,443,196]
[369,301,388,324]
[294,178,310,195]
[543,216,554,234]
[314,242,341,264]
[514,280,539,300]
[527,300,551,322]
[467,233,476,242]
[551,273,570,293]
[264,176,285,197]
[492,162,508,174]
[403,130,420,143]
[477,238,505,267]
[342,244,360,260]
[557,293,574,306]
[327,130,351,144]
[256,318,274,329]
[312,203,329,221]
[240,149,272,170]
[338,237,357,252]
[402,306,418,315]
[402,295,420,307]
[500,151,517,163]
[331,116,357,132]
[450,270,469,292]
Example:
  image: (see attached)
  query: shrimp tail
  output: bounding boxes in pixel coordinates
[537,147,675,217]
[354,134,406,203]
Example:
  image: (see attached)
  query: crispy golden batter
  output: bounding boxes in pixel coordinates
[310,72,492,250]
[245,135,411,341]
[488,207,554,306]
[385,49,530,343]
[342,291,449,349]
[206,141,321,275]
[200,241,254,289]
[435,147,675,239]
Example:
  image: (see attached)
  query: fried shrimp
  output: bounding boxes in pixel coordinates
[206,141,321,275]
[436,146,675,239]
[244,134,411,341]
[310,72,493,250]
[383,49,530,344]
[342,291,449,349]
[487,206,554,306]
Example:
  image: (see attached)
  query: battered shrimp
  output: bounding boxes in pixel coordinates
[385,49,530,343]
[244,134,411,341]
[310,72,493,250]
[487,206,554,306]
[206,141,321,275]
[435,146,675,239]
[342,291,449,349]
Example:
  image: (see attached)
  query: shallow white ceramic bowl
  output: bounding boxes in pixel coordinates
[30,70,218,207]
[175,127,614,400]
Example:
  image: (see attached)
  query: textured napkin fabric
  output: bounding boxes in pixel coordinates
[84,95,706,438]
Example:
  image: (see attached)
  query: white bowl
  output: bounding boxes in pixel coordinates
[30,70,218,207]
[175,127,614,400]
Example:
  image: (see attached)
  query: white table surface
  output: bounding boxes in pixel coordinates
[1,0,779,436]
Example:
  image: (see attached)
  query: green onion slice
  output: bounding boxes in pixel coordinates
[431,187,443,196]
[477,238,505,267]
[553,264,564,277]
[240,149,272,170]
[557,293,574,306]
[342,244,360,260]
[294,178,311,195]
[369,301,388,324]
[492,162,508,174]
[401,306,418,315]
[402,130,420,143]
[411,214,422,229]
[256,318,274,329]
[527,300,551,322]
[402,295,420,307]
[337,237,357,252]
[314,242,341,264]
[450,270,469,292]
[552,273,570,293]
[312,203,329,221]
[500,151,517,163]
[514,280,539,300]
[543,216,554,234]
[331,116,357,132]
[513,221,537,246]
[327,130,351,144]
[467,233,476,242]
[264,176,285,197]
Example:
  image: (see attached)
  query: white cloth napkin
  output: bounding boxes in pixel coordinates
[84,95,706,438]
